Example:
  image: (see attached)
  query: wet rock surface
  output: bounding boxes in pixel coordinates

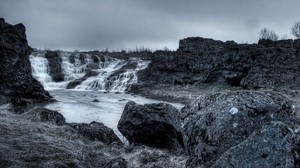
[45,50,64,82]
[118,101,184,151]
[183,90,296,167]
[66,70,99,89]
[0,17,52,105]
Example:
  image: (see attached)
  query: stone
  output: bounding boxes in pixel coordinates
[23,108,65,126]
[117,101,184,150]
[211,122,299,168]
[69,121,122,146]
[45,51,64,82]
[66,70,99,89]
[92,99,99,102]
[183,90,295,167]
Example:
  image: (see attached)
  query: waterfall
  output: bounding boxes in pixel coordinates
[29,50,150,92]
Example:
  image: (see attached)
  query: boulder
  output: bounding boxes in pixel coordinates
[69,121,122,146]
[183,90,295,167]
[211,122,299,168]
[23,108,65,126]
[117,101,184,150]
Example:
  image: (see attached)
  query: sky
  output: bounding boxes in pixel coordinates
[1,0,300,51]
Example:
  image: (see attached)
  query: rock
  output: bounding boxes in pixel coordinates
[104,157,128,168]
[0,108,111,167]
[0,18,52,106]
[66,70,99,89]
[211,122,299,168]
[92,99,99,102]
[137,37,300,89]
[69,121,122,146]
[183,90,295,167]
[0,17,5,22]
[45,51,64,82]
[23,108,65,126]
[117,101,184,150]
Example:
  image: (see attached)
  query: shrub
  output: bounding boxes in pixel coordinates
[259,28,278,41]
[291,22,300,39]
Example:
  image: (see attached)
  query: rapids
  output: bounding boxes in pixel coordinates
[29,50,183,136]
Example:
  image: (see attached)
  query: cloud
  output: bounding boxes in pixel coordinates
[1,0,300,50]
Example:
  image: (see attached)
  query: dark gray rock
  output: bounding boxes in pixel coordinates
[183,90,295,167]
[0,109,111,168]
[0,18,52,106]
[104,157,128,168]
[69,121,122,146]
[45,51,64,82]
[23,108,65,126]
[66,70,99,89]
[211,121,299,168]
[137,37,300,89]
[117,101,184,150]
[92,99,99,102]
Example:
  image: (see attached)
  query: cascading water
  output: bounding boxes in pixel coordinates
[29,51,52,86]
[29,50,183,137]
[29,50,150,92]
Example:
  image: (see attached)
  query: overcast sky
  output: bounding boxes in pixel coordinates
[1,0,300,51]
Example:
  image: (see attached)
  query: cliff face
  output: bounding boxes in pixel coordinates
[0,18,52,106]
[138,37,300,89]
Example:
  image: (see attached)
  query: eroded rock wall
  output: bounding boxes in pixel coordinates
[138,37,300,89]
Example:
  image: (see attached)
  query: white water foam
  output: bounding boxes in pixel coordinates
[29,51,150,92]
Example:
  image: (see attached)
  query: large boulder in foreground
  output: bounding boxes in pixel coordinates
[211,121,299,168]
[69,121,122,146]
[118,101,184,150]
[183,90,296,167]
[0,17,52,106]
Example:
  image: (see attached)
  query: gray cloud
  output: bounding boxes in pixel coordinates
[1,0,300,51]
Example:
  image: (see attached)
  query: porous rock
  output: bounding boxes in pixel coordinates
[211,121,299,168]
[183,90,295,167]
[23,108,66,126]
[118,101,184,150]
[69,121,122,146]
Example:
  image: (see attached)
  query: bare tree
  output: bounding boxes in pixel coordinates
[291,22,300,39]
[259,28,278,41]
[280,34,288,40]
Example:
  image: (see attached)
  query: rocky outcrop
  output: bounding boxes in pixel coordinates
[183,90,296,167]
[137,37,300,89]
[45,50,64,82]
[0,17,52,106]
[118,101,184,150]
[69,121,122,146]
